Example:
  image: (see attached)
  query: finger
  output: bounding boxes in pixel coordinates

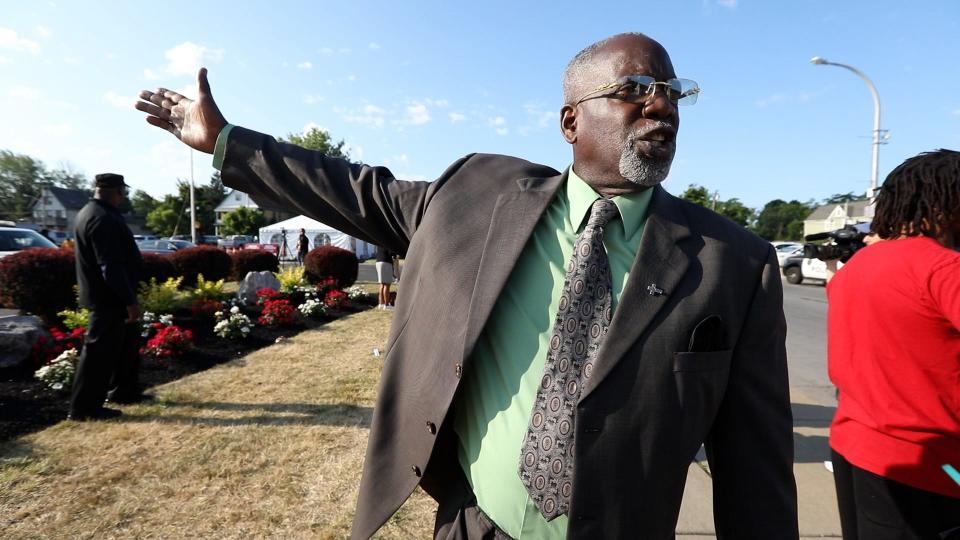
[145,115,177,135]
[198,67,211,97]
[135,100,171,120]
[138,89,157,100]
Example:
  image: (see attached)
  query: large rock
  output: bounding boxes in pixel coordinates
[237,271,282,306]
[0,316,48,369]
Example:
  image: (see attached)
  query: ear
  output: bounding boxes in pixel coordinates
[560,103,577,144]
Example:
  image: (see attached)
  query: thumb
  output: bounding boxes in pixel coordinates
[198,67,212,98]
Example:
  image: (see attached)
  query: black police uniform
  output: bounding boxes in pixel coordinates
[69,174,143,418]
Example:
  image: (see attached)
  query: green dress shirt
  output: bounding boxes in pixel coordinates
[453,170,651,538]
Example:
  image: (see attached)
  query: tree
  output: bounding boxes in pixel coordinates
[680,184,711,207]
[173,174,227,235]
[0,151,45,221]
[130,190,159,218]
[824,192,863,204]
[753,199,815,241]
[44,163,88,190]
[145,195,183,237]
[280,127,350,159]
[220,207,266,236]
[680,184,756,227]
[716,198,756,227]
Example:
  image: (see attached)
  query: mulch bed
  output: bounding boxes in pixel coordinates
[0,303,371,444]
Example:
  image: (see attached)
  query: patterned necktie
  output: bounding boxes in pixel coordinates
[518,198,619,521]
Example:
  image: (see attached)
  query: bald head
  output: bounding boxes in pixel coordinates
[562,32,671,105]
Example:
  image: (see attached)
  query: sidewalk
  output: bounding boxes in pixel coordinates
[676,387,841,538]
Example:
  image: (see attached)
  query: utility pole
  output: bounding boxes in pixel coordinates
[189,149,197,244]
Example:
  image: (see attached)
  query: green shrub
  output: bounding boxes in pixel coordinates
[189,274,226,302]
[275,266,305,293]
[57,307,90,330]
[304,246,358,289]
[138,277,187,315]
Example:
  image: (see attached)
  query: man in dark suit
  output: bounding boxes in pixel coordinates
[136,32,798,539]
[69,173,143,420]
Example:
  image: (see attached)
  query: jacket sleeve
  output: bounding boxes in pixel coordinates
[704,245,799,539]
[89,216,137,306]
[220,126,471,256]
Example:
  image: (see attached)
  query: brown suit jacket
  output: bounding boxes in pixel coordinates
[221,127,799,539]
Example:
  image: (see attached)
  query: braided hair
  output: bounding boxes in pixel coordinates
[872,149,960,239]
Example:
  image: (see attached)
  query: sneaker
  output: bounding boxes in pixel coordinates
[383,304,395,311]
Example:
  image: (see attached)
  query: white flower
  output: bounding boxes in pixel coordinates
[230,306,240,314]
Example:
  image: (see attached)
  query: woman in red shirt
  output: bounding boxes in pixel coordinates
[827,149,960,539]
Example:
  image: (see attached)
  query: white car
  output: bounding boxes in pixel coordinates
[0,227,58,258]
[773,242,804,267]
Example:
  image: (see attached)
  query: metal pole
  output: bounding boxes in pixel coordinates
[810,57,882,202]
[189,149,196,244]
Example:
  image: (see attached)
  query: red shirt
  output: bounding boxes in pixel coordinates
[828,236,960,498]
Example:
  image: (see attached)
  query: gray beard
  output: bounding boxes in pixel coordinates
[619,132,673,187]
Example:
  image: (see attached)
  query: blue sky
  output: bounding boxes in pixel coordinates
[2,0,958,210]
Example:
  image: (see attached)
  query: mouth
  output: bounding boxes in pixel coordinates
[627,123,677,156]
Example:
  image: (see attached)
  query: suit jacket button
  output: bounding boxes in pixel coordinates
[454,364,462,378]
[411,465,422,477]
[426,421,437,435]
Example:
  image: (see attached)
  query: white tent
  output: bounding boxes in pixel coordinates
[259,215,375,260]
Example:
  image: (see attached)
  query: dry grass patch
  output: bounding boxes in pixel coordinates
[0,308,434,539]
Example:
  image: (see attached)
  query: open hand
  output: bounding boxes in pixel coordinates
[135,67,227,154]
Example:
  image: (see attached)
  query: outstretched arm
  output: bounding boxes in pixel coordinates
[134,68,226,154]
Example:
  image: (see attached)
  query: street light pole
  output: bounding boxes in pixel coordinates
[189,149,197,244]
[810,56,883,202]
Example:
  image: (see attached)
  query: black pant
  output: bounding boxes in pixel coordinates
[832,449,960,540]
[70,307,125,414]
[107,321,142,400]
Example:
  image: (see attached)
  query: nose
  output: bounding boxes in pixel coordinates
[642,87,678,122]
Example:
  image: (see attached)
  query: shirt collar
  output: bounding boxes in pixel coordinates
[567,166,652,240]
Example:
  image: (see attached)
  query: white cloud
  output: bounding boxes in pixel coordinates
[347,74,356,81]
[46,123,72,136]
[426,98,449,108]
[164,41,223,76]
[488,116,506,127]
[304,94,324,105]
[0,27,40,55]
[35,26,52,39]
[0,56,9,64]
[103,91,135,109]
[173,84,197,100]
[406,103,431,125]
[319,47,334,56]
[9,85,40,99]
[144,68,159,80]
[718,0,737,7]
[449,112,466,123]
[343,143,363,161]
[495,128,509,136]
[336,105,387,128]
[523,102,556,129]
[297,61,312,70]
[368,42,381,50]
[952,109,960,116]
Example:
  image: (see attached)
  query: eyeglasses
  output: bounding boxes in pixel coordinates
[574,75,700,106]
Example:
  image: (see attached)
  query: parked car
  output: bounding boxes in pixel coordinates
[44,230,73,246]
[774,243,804,267]
[218,235,256,249]
[133,234,158,242]
[241,243,279,256]
[782,255,844,285]
[0,227,58,258]
[136,239,196,254]
[199,235,221,246]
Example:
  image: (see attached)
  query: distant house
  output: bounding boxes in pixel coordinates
[28,186,91,233]
[803,200,872,238]
[213,189,295,236]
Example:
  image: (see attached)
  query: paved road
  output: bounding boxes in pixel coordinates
[782,279,835,407]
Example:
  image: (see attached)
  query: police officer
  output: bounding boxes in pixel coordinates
[69,173,143,421]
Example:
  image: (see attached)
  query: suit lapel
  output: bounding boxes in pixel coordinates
[461,171,566,361]
[581,186,692,400]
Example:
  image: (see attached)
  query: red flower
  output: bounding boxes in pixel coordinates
[258,298,296,327]
[324,289,348,309]
[142,324,194,359]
